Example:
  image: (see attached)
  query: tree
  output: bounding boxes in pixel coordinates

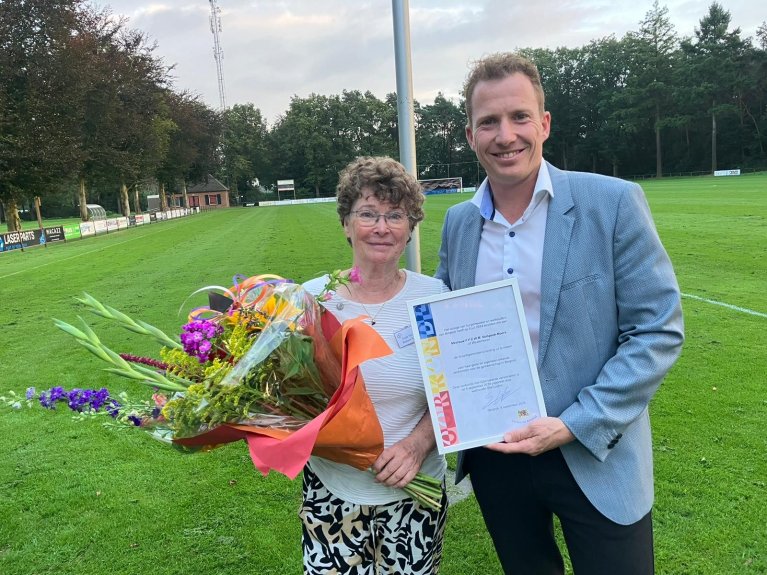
[522,47,588,171]
[416,93,468,179]
[337,90,398,158]
[77,21,173,216]
[757,22,767,51]
[219,103,268,203]
[624,1,678,176]
[578,37,634,176]
[155,92,220,209]
[681,2,749,172]
[270,95,338,197]
[112,30,174,216]
[0,0,85,230]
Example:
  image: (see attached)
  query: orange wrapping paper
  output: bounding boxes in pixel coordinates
[173,313,391,479]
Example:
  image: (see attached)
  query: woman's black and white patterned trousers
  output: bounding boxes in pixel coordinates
[300,464,448,574]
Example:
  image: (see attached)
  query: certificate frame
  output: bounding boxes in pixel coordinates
[407,278,547,454]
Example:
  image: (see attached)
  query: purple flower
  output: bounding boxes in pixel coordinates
[37,386,68,409]
[35,386,122,417]
[25,387,36,400]
[90,388,110,411]
[67,389,89,412]
[127,415,142,426]
[106,399,121,418]
[38,391,54,409]
[180,319,222,363]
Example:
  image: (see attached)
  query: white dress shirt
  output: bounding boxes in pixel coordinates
[470,163,553,360]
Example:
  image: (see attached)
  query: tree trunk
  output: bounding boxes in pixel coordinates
[613,159,619,177]
[133,185,142,214]
[181,178,189,208]
[4,198,22,232]
[655,104,662,178]
[120,182,130,217]
[561,145,568,171]
[34,196,43,228]
[78,176,89,221]
[711,101,717,173]
[742,101,765,158]
[159,182,168,211]
[591,154,596,173]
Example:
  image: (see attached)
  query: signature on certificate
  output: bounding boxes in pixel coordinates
[481,385,519,410]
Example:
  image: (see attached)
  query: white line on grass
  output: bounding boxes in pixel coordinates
[681,293,767,318]
[0,226,176,281]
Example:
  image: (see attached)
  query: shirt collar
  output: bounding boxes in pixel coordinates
[470,162,554,221]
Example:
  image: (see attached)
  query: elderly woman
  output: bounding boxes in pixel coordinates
[301,156,448,574]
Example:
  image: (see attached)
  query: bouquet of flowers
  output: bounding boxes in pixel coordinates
[15,273,443,510]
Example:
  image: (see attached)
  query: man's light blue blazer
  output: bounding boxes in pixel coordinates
[435,162,684,525]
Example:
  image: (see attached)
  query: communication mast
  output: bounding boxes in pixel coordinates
[209,0,227,110]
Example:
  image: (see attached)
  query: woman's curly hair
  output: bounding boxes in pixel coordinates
[336,156,424,230]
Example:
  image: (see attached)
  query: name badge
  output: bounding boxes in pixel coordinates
[394,325,414,348]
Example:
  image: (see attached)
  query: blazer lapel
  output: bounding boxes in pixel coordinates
[538,163,575,366]
[455,205,484,290]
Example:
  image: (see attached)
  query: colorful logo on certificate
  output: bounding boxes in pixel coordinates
[413,303,458,447]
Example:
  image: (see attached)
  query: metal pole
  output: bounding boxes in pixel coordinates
[391,0,421,273]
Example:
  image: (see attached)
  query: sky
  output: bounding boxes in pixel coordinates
[90,0,764,125]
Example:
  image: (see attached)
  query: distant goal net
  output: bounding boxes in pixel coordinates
[418,177,463,196]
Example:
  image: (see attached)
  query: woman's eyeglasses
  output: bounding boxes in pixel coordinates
[351,210,411,227]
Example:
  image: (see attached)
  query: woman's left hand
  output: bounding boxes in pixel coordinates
[372,411,435,489]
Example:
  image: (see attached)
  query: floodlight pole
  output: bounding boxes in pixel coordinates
[392,0,421,273]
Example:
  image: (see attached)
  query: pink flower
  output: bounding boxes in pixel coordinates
[320,292,332,302]
[349,266,362,284]
[152,393,167,408]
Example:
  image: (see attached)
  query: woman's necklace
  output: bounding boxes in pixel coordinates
[351,270,402,326]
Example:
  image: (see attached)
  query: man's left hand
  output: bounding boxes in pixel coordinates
[486,417,575,456]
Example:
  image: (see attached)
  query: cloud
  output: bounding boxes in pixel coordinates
[90,0,766,124]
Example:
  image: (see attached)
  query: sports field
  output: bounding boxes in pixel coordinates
[1,172,765,574]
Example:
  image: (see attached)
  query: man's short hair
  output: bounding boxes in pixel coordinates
[463,52,546,124]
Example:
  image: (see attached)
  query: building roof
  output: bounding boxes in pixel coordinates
[187,175,229,194]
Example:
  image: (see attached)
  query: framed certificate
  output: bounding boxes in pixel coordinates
[407,278,547,454]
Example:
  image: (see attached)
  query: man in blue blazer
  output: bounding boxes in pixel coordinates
[435,53,684,574]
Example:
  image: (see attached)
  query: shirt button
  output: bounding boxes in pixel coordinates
[507,268,514,275]
[508,231,516,237]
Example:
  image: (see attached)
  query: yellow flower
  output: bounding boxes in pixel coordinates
[256,294,303,331]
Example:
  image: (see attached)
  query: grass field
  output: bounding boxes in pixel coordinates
[1,172,765,574]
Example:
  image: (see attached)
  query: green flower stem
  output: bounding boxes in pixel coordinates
[76,292,182,350]
[402,478,443,510]
[404,487,442,510]
[411,471,443,487]
[53,317,188,392]
[366,469,443,511]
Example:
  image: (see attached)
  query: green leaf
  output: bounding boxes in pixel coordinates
[52,318,88,341]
